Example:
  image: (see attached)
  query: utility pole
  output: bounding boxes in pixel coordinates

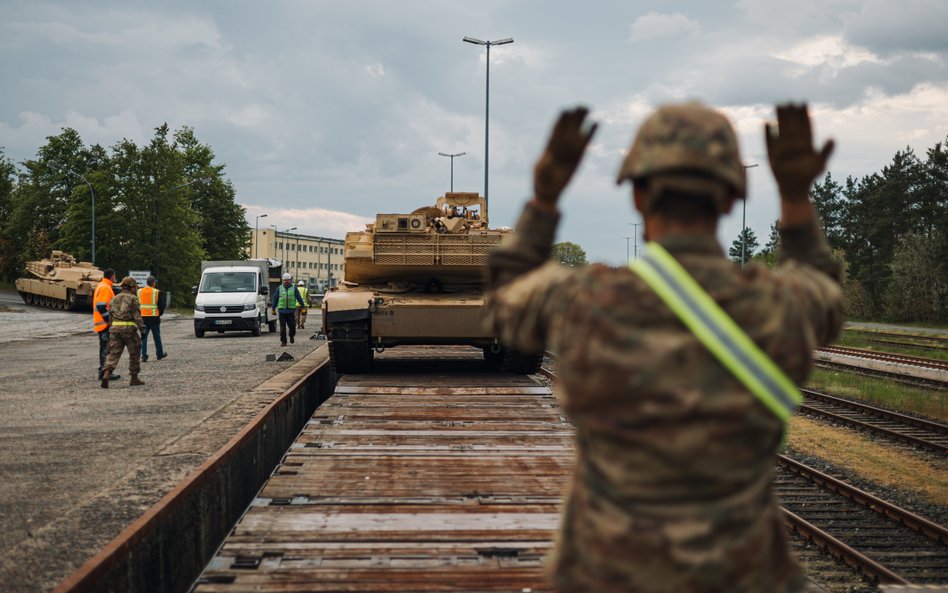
[741,163,759,268]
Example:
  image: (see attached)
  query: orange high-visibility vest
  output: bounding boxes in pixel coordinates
[92,278,115,333]
[138,286,159,317]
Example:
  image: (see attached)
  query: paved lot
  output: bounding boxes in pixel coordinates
[0,291,325,593]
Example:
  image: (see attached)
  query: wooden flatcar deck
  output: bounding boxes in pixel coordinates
[195,347,572,591]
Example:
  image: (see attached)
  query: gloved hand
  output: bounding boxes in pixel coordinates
[534,107,597,207]
[765,103,834,202]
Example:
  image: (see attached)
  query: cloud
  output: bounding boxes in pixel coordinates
[243,204,373,239]
[629,12,700,42]
[842,0,948,56]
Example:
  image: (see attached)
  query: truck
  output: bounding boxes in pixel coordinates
[192,259,279,337]
[322,192,542,374]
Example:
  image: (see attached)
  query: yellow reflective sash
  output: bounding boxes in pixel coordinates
[111,320,136,327]
[630,242,802,423]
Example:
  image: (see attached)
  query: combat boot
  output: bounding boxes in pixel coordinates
[130,375,145,386]
[101,368,113,389]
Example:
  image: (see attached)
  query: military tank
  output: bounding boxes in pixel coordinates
[15,250,103,311]
[322,191,542,374]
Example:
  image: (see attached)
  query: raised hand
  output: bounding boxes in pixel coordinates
[534,107,598,206]
[765,104,835,202]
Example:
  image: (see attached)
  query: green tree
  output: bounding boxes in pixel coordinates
[108,124,204,306]
[753,220,780,268]
[811,172,844,250]
[728,228,758,265]
[883,233,947,322]
[0,149,19,280]
[552,241,587,266]
[176,127,250,260]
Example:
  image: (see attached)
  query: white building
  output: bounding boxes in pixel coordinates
[249,229,344,290]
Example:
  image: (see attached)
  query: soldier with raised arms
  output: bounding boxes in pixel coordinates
[485,103,842,592]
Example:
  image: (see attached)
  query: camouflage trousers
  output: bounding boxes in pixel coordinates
[296,307,307,329]
[104,327,142,376]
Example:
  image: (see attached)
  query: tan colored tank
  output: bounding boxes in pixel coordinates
[322,192,542,374]
[15,250,103,311]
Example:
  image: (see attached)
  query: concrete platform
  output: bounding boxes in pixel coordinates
[0,294,326,593]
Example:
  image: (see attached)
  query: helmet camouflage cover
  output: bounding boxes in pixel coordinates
[119,276,138,289]
[616,101,746,208]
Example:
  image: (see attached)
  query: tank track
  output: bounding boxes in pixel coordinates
[328,321,373,375]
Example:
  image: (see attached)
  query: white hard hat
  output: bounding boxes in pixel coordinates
[298,280,305,285]
[282,273,291,280]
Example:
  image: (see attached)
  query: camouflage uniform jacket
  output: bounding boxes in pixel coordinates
[485,202,843,593]
[109,291,145,334]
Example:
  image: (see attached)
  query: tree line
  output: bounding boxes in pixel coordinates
[728,138,947,323]
[0,125,250,306]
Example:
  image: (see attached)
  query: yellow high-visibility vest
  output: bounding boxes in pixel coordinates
[630,242,803,425]
[138,286,159,317]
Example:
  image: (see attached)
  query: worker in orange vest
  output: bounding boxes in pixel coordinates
[93,268,120,381]
[137,275,167,362]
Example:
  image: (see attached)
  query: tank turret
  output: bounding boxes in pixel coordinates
[15,251,103,310]
[322,193,540,375]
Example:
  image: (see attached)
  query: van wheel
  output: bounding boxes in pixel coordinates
[268,319,277,333]
[195,328,205,338]
[251,316,262,336]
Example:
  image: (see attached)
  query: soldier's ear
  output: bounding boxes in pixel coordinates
[721,195,738,215]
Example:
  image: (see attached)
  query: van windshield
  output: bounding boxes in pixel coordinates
[200,272,256,293]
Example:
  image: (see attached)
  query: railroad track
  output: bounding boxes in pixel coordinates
[799,389,948,454]
[778,455,948,587]
[818,345,948,373]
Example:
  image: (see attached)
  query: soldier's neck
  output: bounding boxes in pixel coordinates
[642,215,718,243]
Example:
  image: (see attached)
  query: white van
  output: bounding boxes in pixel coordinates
[192,261,276,337]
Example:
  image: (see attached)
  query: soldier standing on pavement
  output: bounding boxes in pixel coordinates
[101,276,146,389]
[485,103,842,593]
[92,268,120,382]
[296,279,309,330]
[138,275,167,362]
[271,273,304,347]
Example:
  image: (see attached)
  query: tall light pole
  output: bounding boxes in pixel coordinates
[49,160,96,264]
[282,227,297,275]
[623,236,632,265]
[438,152,466,192]
[628,222,642,261]
[255,213,268,258]
[462,36,513,208]
[741,163,759,269]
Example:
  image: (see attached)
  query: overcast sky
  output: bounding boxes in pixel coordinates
[2,1,946,264]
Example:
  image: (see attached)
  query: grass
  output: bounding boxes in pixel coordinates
[168,306,193,317]
[788,416,948,507]
[0,280,16,291]
[805,368,947,422]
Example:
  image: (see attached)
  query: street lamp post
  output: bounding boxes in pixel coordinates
[255,214,268,258]
[462,36,513,207]
[628,222,642,261]
[49,161,96,264]
[438,152,466,192]
[624,236,632,265]
[741,163,759,269]
[282,227,297,276]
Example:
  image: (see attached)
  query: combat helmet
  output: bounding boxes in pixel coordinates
[119,276,138,290]
[616,101,746,211]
